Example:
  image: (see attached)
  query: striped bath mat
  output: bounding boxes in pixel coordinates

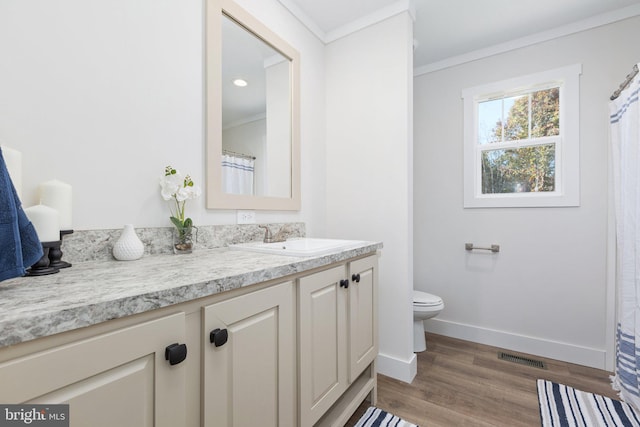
[355,406,418,427]
[537,379,640,426]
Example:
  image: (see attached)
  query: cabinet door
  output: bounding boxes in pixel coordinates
[298,265,348,427]
[349,255,378,381]
[203,281,295,427]
[0,313,186,427]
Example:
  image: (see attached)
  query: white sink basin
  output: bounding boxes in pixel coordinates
[229,238,363,257]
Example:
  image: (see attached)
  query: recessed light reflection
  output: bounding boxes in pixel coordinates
[233,79,248,87]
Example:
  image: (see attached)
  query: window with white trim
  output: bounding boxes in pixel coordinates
[462,64,581,208]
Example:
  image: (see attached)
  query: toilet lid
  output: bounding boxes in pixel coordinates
[413,291,442,307]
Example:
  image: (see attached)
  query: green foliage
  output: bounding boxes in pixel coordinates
[531,88,559,138]
[482,88,559,194]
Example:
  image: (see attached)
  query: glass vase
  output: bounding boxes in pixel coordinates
[173,226,197,254]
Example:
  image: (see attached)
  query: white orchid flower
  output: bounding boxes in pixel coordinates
[160,166,201,234]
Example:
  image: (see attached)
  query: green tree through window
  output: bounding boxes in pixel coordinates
[481,88,559,194]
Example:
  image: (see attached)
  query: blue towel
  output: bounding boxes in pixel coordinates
[0,147,43,281]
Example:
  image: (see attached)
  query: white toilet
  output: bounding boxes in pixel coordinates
[413,290,444,352]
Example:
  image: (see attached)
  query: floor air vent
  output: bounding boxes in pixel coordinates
[498,351,546,369]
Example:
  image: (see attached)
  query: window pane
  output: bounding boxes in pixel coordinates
[502,95,529,142]
[478,99,502,144]
[481,144,556,194]
[531,87,559,137]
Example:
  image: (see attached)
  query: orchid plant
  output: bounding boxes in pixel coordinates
[159,166,201,243]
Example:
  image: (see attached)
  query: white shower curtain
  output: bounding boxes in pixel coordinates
[611,65,640,409]
[222,154,255,195]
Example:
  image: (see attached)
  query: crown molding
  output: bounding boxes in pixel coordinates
[324,0,414,44]
[277,0,413,44]
[414,3,640,77]
[276,0,327,41]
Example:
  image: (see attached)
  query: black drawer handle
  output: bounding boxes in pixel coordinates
[165,343,187,365]
[210,328,229,347]
[340,279,349,289]
[352,273,361,283]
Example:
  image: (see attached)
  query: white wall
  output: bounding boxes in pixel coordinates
[326,12,416,382]
[265,59,292,198]
[414,16,640,370]
[0,0,327,234]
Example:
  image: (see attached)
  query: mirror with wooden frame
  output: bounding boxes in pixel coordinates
[206,0,300,210]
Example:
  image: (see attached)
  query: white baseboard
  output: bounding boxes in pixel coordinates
[377,351,417,384]
[425,318,608,370]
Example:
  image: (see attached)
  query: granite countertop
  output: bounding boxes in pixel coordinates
[0,241,382,348]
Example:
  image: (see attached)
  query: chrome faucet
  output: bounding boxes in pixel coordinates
[259,225,289,243]
[259,225,274,243]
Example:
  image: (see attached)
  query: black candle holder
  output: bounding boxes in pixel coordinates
[27,241,60,276]
[48,229,73,269]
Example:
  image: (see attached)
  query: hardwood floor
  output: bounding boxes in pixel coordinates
[345,333,618,426]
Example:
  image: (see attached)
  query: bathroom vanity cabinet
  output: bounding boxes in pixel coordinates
[299,255,378,427]
[0,244,380,427]
[204,254,378,427]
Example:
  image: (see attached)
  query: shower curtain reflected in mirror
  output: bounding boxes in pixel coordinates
[611,64,640,410]
[222,154,255,195]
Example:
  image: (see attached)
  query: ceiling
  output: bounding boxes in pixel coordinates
[277,0,640,69]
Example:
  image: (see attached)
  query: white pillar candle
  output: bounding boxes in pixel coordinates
[39,179,73,230]
[24,205,60,242]
[1,145,22,200]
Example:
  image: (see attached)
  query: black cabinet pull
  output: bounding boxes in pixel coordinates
[165,343,187,365]
[210,328,229,347]
[340,279,349,289]
[352,273,361,283]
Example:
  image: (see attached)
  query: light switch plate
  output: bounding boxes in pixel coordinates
[237,210,256,224]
